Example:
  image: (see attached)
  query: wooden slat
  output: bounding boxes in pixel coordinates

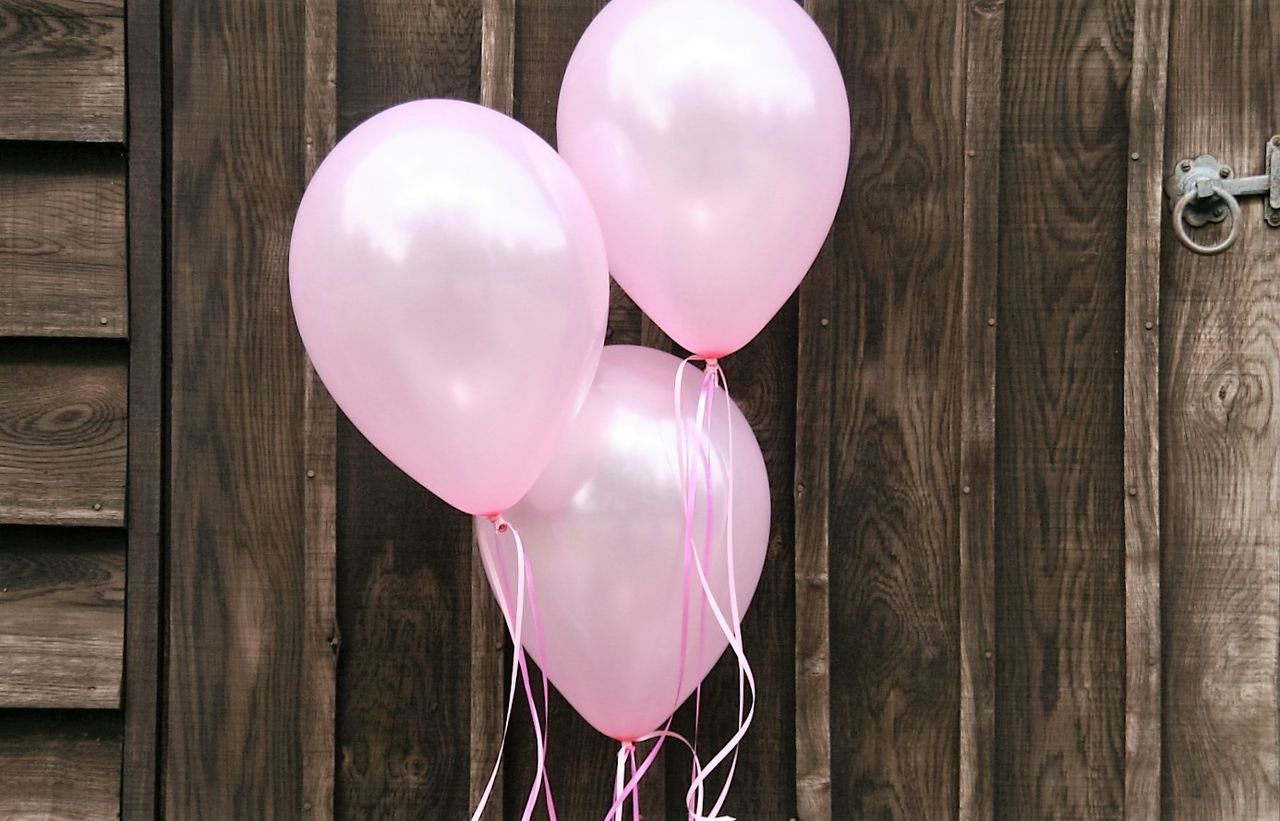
[468,0,514,818]
[0,1,125,142]
[0,528,124,708]
[1122,2,1169,819]
[0,343,126,526]
[1161,2,1280,818]
[825,2,965,818]
[0,147,126,338]
[165,1,308,816]
[994,0,1129,815]
[332,2,481,818]
[0,711,121,820]
[121,2,164,817]
[958,1,1004,818]
[793,5,838,818]
[301,2,337,820]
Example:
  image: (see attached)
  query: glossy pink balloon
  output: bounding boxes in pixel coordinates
[290,100,609,515]
[476,346,769,741]
[558,0,850,358]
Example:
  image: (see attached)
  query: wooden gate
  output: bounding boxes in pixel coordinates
[0,1,1276,819]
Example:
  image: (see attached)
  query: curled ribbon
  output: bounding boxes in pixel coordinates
[470,516,558,821]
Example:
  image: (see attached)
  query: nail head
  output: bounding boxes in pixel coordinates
[306,469,316,479]
[1127,486,1138,497]
[967,149,976,158]
[1144,320,1154,330]
[986,317,996,327]
[819,317,830,327]
[962,485,971,494]
[1130,152,1140,161]
[98,317,109,326]
[92,503,102,511]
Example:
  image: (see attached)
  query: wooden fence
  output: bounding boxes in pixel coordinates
[0,0,1276,819]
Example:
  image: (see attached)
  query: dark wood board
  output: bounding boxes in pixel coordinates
[825,1,965,818]
[1122,2,1169,819]
[165,1,308,816]
[301,1,338,820]
[0,144,127,338]
[0,527,124,709]
[0,710,122,821]
[958,1,1005,818]
[994,0,1129,816]
[121,0,164,816]
[332,2,481,819]
[0,341,126,527]
[0,0,125,142]
[1160,2,1279,818]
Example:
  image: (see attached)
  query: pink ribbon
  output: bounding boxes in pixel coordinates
[470,516,558,821]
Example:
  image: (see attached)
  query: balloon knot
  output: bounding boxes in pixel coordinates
[488,513,510,534]
[704,358,720,373]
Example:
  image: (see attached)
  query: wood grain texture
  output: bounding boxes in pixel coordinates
[794,4,838,815]
[1161,2,1280,817]
[166,1,308,816]
[0,342,126,526]
[0,145,127,338]
[470,0,515,817]
[0,527,124,708]
[0,0,125,141]
[826,1,964,818]
[332,2,480,818]
[1122,2,1169,819]
[0,710,122,821]
[302,1,338,819]
[995,0,1129,816]
[959,2,1004,819]
[122,1,164,816]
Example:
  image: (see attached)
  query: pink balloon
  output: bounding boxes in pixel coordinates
[476,345,769,741]
[558,0,850,358]
[290,100,609,515]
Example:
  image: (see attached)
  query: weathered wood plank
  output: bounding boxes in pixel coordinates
[301,1,338,819]
[165,1,308,816]
[793,2,838,815]
[121,1,164,817]
[958,2,1004,818]
[332,2,480,818]
[0,343,126,526]
[0,1,125,142]
[0,711,122,821]
[0,528,124,708]
[1122,2,1169,819]
[994,0,1130,816]
[1161,2,1280,818]
[469,0,515,818]
[0,146,127,338]
[825,2,965,818]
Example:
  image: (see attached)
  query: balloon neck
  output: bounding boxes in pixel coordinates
[487,513,510,534]
[704,357,720,373]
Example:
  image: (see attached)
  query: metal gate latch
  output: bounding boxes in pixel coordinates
[1165,135,1280,255]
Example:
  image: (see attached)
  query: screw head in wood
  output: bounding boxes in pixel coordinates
[819,317,830,327]
[98,317,109,326]
[306,469,316,479]
[1130,152,1140,161]
[962,485,971,494]
[987,317,996,326]
[1144,320,1154,330]
[92,502,102,511]
[967,149,976,158]
[1127,486,1138,497]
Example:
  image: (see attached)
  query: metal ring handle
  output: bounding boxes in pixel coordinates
[1172,184,1241,255]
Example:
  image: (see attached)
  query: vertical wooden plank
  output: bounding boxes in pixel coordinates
[793,7,838,819]
[122,0,163,816]
[826,2,965,818]
[1161,2,1279,818]
[994,0,1129,816]
[1122,2,1169,819]
[302,2,338,819]
[958,1,1004,818]
[469,0,515,817]
[166,0,308,816]
[332,2,481,818]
